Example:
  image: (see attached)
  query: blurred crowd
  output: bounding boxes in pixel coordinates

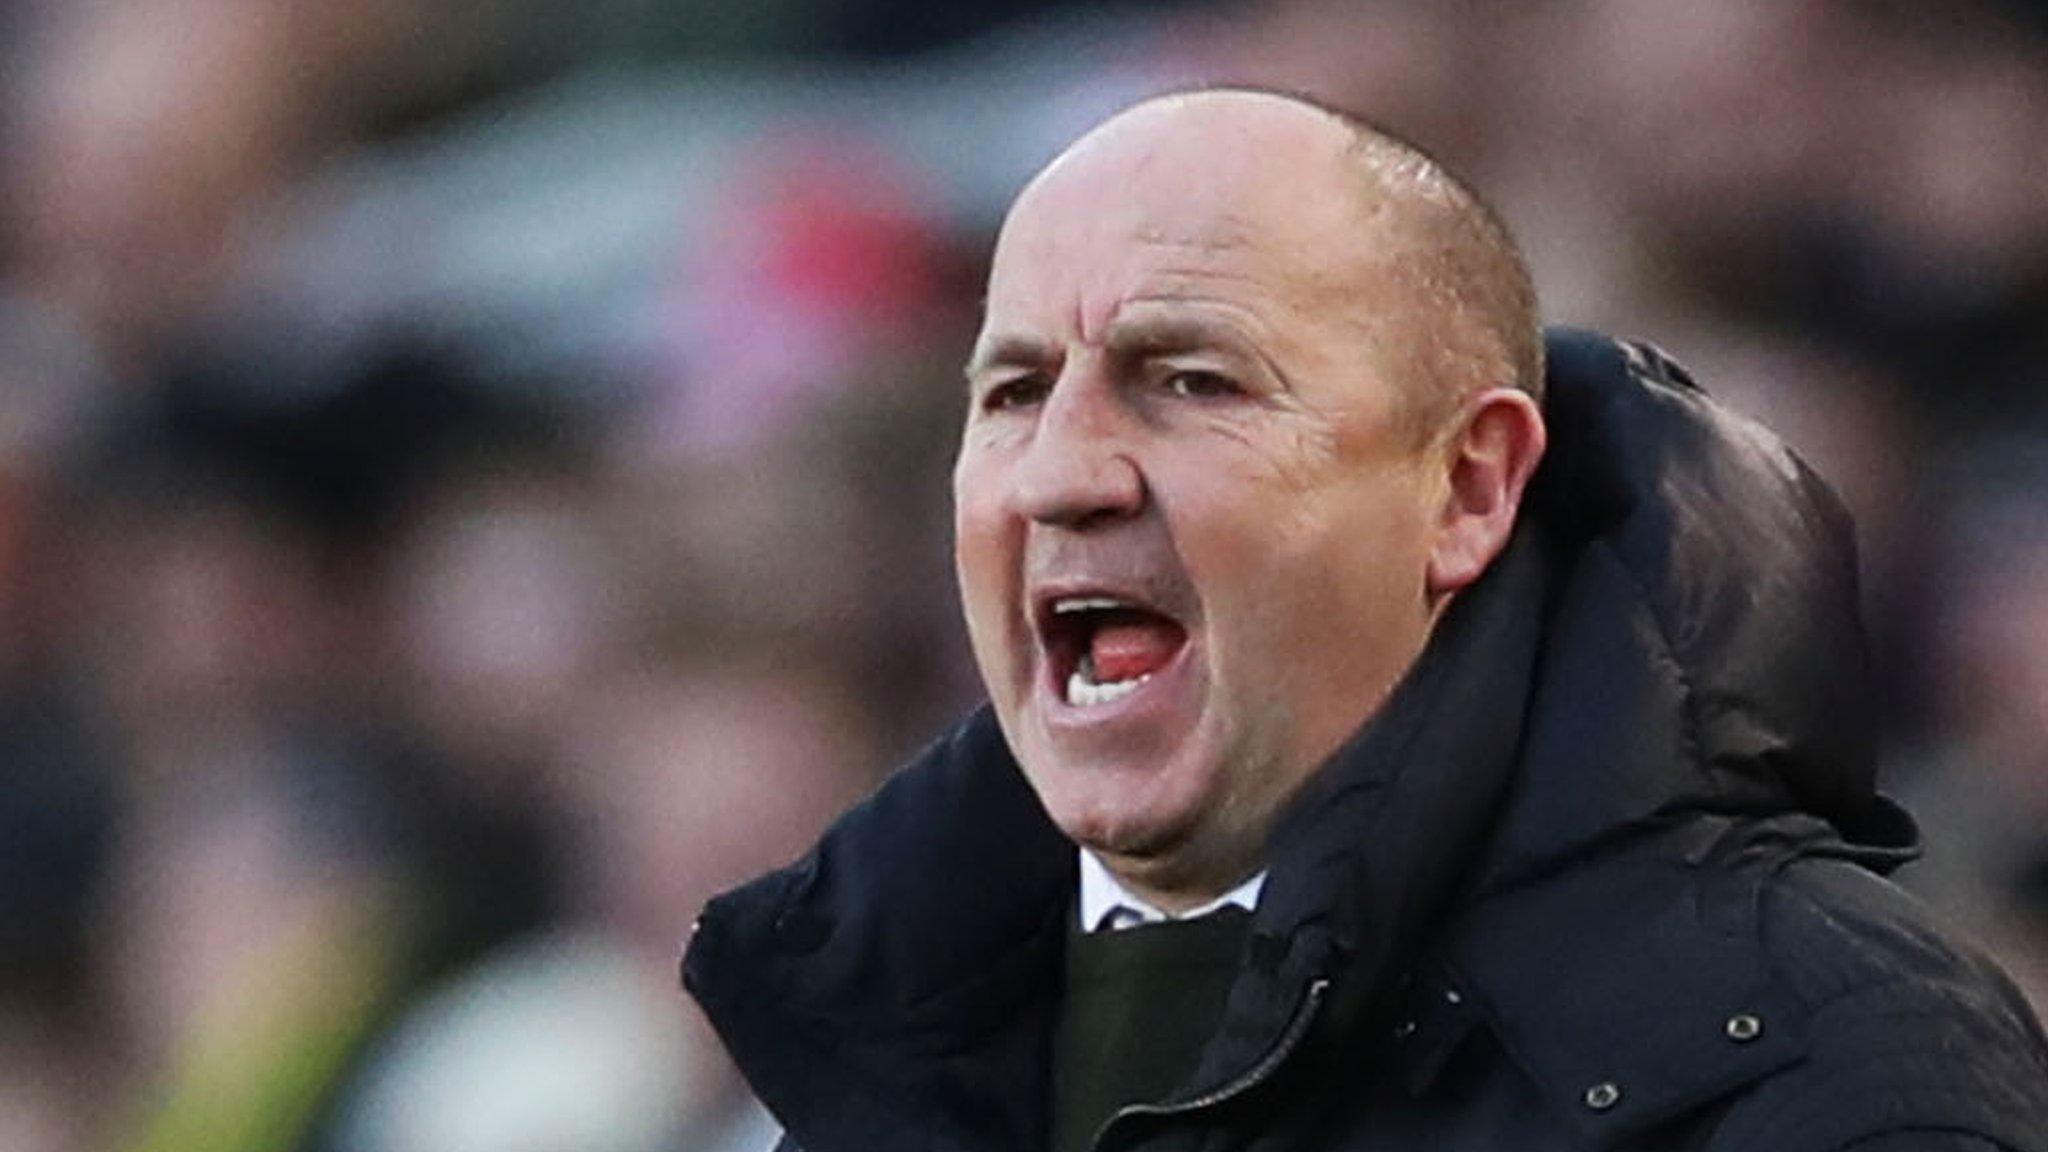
[1,1,2045,1149]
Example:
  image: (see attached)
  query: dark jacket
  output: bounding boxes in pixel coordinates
[684,329,2048,1151]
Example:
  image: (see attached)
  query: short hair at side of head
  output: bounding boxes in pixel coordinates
[1149,84,1546,433]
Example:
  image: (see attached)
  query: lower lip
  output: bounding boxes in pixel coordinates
[1039,636,1197,731]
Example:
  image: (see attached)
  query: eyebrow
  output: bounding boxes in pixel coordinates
[1100,314,1250,361]
[964,334,1057,381]
[1111,311,1297,395]
[965,315,1254,381]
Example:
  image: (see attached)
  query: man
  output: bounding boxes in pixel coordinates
[684,89,2048,1151]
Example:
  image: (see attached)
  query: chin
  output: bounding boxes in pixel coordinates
[1026,750,1214,863]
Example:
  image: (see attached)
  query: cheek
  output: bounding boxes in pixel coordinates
[1296,491,1437,638]
[951,460,1021,664]
[1181,472,1436,673]
[952,461,1007,577]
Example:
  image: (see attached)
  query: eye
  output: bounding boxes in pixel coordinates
[1163,369,1241,400]
[979,376,1051,413]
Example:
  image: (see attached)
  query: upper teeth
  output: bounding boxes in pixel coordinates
[1053,596,1127,615]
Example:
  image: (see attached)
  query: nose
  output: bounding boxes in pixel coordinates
[1009,379,1145,528]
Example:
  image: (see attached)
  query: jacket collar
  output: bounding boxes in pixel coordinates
[685,709,1072,1151]
[1400,329,1919,1141]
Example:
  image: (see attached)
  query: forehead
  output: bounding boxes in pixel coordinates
[980,99,1389,349]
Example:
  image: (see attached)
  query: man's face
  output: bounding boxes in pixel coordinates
[953,96,1451,901]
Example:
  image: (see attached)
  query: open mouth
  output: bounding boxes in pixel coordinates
[1037,594,1189,708]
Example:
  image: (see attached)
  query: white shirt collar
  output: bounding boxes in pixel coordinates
[1077,848,1266,932]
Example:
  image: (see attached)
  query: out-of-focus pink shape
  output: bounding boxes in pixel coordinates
[637,135,944,462]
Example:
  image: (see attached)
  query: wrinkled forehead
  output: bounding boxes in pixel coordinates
[1000,99,1363,256]
[981,96,1393,337]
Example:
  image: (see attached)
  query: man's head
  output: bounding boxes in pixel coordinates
[954,89,1546,910]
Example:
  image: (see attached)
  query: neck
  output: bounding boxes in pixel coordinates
[1091,847,1265,916]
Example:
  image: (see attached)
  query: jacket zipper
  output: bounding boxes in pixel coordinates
[1086,976,1333,1152]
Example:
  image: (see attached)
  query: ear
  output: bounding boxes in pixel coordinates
[1426,388,1547,598]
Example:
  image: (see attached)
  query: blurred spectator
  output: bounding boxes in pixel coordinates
[332,661,874,1152]
[1894,438,2048,1013]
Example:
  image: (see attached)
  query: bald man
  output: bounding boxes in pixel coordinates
[685,90,2048,1152]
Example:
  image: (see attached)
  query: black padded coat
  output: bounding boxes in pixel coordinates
[684,329,2048,1151]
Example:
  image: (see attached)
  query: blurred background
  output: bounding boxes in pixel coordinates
[1,0,2045,1148]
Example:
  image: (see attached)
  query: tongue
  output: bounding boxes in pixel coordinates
[1089,617,1184,682]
